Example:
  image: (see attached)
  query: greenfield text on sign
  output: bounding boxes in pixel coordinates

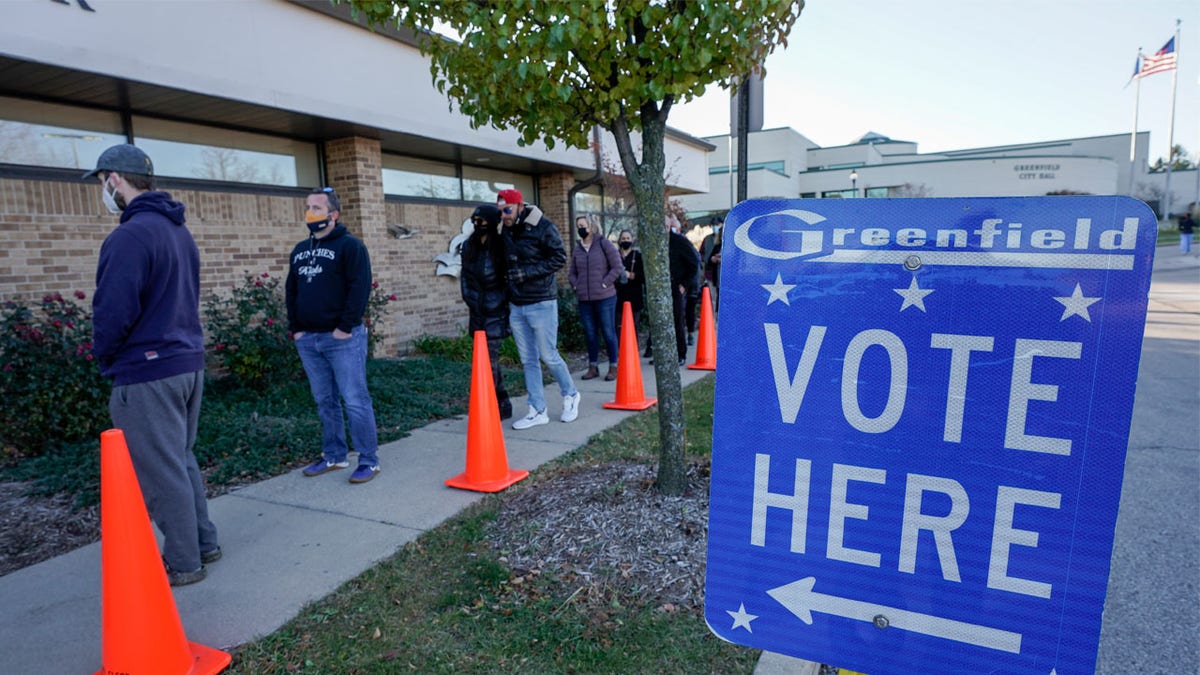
[704,197,1155,674]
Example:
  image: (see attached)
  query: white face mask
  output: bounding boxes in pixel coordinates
[102,179,122,214]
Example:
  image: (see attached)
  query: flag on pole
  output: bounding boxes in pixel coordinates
[1125,51,1142,87]
[1136,37,1177,79]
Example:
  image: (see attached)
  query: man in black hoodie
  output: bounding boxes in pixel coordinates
[86,144,219,586]
[286,187,381,485]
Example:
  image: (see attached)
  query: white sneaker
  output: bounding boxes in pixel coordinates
[512,407,549,430]
[561,391,581,423]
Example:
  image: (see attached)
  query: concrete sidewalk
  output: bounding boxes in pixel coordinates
[0,348,712,675]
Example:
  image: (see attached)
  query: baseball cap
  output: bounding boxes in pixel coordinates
[82,144,154,179]
[497,188,523,206]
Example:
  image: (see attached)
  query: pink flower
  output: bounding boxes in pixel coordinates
[215,343,224,351]
[74,290,86,300]
[261,272,270,278]
[388,294,397,301]
[372,281,379,289]
[52,320,61,328]
[255,280,264,287]
[85,354,94,361]
[265,318,275,327]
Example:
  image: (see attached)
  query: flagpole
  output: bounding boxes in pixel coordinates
[1128,49,1142,195]
[1163,19,1180,222]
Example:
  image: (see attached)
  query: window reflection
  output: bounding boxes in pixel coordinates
[0,97,124,170]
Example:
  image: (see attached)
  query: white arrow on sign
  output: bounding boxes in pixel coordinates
[766,577,1023,654]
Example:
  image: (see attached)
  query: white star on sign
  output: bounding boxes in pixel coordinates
[1054,283,1100,322]
[893,277,934,312]
[762,273,795,306]
[727,603,758,632]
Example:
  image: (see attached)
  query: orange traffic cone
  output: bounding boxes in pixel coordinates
[94,429,230,675]
[446,331,529,492]
[604,302,658,410]
[688,286,716,371]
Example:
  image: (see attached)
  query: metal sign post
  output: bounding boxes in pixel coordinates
[705,197,1156,675]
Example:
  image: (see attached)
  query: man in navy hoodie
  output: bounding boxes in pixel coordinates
[86,144,219,587]
[286,187,381,484]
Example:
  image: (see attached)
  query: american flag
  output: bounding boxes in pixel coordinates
[1136,37,1177,79]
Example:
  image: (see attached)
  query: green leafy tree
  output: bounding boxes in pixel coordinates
[347,0,804,493]
[1150,144,1194,172]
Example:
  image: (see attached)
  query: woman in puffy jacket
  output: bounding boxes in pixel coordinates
[460,205,512,419]
[568,215,623,381]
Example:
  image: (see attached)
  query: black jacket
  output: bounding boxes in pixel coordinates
[285,223,373,333]
[668,231,700,294]
[460,232,510,338]
[501,205,566,306]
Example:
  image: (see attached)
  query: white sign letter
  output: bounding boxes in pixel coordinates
[827,464,886,567]
[751,453,812,553]
[899,474,970,582]
[1005,339,1082,454]
[930,333,995,443]
[766,324,827,424]
[988,486,1061,598]
[842,330,908,433]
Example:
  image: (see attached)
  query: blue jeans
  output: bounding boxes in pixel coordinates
[296,325,379,467]
[1182,233,1192,254]
[509,299,577,413]
[579,295,618,366]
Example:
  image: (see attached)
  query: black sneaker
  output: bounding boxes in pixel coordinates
[201,547,222,564]
[165,561,207,587]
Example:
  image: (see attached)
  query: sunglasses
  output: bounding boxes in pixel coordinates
[502,206,516,214]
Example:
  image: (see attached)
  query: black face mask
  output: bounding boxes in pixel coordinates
[619,241,632,250]
[578,227,590,240]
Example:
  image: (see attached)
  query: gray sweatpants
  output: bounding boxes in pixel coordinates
[109,370,218,573]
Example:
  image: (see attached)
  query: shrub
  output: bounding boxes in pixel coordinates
[364,281,397,358]
[556,284,587,353]
[0,292,109,459]
[203,273,297,389]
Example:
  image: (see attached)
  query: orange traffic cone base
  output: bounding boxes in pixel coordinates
[686,362,714,371]
[95,643,232,675]
[602,397,657,411]
[445,468,530,493]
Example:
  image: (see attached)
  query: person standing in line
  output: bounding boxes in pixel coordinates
[497,188,581,429]
[615,228,647,353]
[286,187,381,484]
[568,215,623,381]
[460,204,513,419]
[699,215,723,311]
[1179,210,1195,255]
[645,214,700,366]
[86,144,219,586]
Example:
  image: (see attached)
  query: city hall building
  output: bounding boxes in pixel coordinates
[680,127,1198,221]
[0,0,711,352]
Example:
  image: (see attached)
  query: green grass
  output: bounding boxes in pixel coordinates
[228,376,759,674]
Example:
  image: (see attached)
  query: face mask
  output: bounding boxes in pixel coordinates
[619,241,632,250]
[102,179,122,214]
[473,218,491,232]
[305,211,330,234]
[577,227,589,240]
[713,225,721,235]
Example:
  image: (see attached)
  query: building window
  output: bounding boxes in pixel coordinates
[383,155,461,199]
[865,187,891,198]
[462,165,533,203]
[131,116,318,187]
[822,189,855,199]
[0,97,124,170]
[799,192,816,198]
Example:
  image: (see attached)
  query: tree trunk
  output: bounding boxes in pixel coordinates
[609,114,687,495]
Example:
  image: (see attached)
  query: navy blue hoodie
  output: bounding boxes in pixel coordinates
[92,191,206,385]
[285,223,372,334]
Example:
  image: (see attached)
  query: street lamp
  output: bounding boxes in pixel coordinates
[849,170,858,198]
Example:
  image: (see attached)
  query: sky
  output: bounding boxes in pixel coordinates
[668,0,1199,164]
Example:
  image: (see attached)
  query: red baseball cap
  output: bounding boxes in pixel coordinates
[497,189,523,206]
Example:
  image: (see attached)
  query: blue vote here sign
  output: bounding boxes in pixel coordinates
[704,197,1156,674]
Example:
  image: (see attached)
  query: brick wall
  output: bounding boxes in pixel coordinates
[0,141,570,357]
